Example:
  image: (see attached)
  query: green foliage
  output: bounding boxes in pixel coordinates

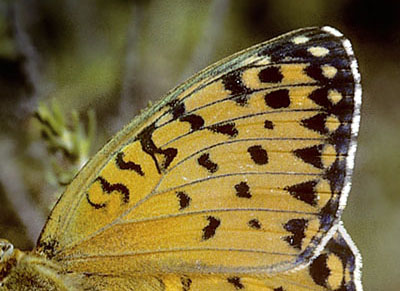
[35,101,96,186]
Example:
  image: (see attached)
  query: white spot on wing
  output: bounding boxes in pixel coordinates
[327,89,343,104]
[322,65,338,79]
[308,46,330,57]
[292,35,309,44]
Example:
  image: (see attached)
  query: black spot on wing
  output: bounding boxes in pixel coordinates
[202,216,221,240]
[176,191,191,210]
[308,88,353,132]
[197,153,218,173]
[115,152,144,176]
[274,288,284,291]
[309,87,332,108]
[305,62,354,86]
[180,114,205,131]
[283,218,308,250]
[264,119,274,129]
[309,254,330,288]
[234,181,251,198]
[304,64,327,83]
[168,99,186,119]
[227,277,244,290]
[285,180,318,206]
[264,89,290,109]
[222,69,252,106]
[293,145,324,169]
[247,145,269,165]
[258,66,283,83]
[301,113,329,135]
[248,219,261,229]
[222,70,248,96]
[209,122,238,137]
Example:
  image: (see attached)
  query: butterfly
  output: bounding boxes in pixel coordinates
[0,26,362,290]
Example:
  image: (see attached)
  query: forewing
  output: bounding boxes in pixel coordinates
[36,26,361,279]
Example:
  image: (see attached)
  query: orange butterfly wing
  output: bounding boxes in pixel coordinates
[35,26,361,289]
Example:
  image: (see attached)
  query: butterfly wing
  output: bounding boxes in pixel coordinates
[262,223,363,291]
[59,224,363,290]
[36,26,361,283]
[158,224,363,290]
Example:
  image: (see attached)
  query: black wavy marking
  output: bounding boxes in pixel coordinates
[137,123,177,173]
[116,152,144,176]
[180,114,205,131]
[86,192,106,209]
[168,99,205,131]
[86,176,130,209]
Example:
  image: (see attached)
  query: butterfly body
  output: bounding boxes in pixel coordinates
[0,26,362,290]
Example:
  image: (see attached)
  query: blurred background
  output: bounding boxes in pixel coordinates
[0,0,399,289]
